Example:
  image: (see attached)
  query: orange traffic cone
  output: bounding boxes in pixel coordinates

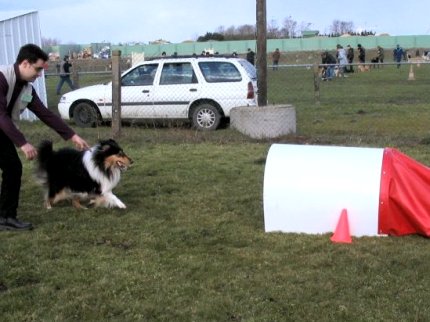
[330,209,352,243]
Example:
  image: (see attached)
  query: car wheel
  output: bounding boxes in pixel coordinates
[192,103,221,131]
[73,102,99,128]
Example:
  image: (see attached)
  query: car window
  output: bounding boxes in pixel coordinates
[238,59,257,80]
[198,62,242,83]
[159,62,197,85]
[122,64,158,86]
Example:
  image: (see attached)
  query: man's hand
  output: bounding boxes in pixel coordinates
[20,143,37,160]
[71,134,90,150]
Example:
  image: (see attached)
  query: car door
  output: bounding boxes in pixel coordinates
[119,63,159,118]
[152,61,200,118]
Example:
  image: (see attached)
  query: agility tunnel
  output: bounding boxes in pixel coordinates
[263,144,430,237]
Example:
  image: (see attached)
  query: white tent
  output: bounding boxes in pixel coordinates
[0,10,47,121]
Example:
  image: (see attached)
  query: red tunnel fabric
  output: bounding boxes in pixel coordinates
[379,148,430,236]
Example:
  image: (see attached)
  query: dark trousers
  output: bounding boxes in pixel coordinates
[56,75,75,95]
[346,60,354,72]
[0,130,22,218]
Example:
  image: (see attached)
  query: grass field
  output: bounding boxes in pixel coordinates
[2,63,430,321]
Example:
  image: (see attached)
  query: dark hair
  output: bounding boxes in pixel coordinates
[16,43,48,64]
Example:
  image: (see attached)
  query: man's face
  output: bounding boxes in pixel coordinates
[20,58,45,82]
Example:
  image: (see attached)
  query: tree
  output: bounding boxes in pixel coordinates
[42,37,60,47]
[223,25,237,40]
[329,20,354,36]
[197,16,366,42]
[297,22,313,36]
[281,16,298,38]
[236,24,256,40]
[197,32,224,42]
[267,19,280,39]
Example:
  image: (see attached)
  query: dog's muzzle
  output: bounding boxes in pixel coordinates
[116,158,133,171]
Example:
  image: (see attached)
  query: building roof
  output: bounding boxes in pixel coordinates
[0,10,37,22]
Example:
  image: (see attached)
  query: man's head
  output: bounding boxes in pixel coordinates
[16,44,48,82]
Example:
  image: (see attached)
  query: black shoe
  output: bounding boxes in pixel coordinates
[0,217,33,231]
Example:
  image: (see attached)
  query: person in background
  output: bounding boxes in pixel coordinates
[377,46,385,67]
[357,44,366,64]
[346,45,354,73]
[56,55,75,95]
[393,44,404,68]
[272,48,281,70]
[321,51,336,81]
[246,48,255,65]
[0,44,89,231]
[336,45,348,77]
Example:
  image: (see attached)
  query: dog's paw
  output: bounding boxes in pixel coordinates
[44,200,52,210]
[112,198,126,209]
[105,192,126,209]
[116,201,127,209]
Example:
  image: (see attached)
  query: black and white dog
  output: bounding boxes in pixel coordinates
[36,139,133,209]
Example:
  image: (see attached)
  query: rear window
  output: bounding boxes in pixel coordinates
[198,61,242,83]
[238,59,257,80]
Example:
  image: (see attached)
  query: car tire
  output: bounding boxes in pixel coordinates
[192,103,221,131]
[73,102,99,128]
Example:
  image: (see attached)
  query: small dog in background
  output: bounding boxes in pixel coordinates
[357,64,370,72]
[36,139,133,209]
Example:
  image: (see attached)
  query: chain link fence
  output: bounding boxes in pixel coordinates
[267,61,430,105]
[43,56,430,141]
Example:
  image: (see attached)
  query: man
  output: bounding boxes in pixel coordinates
[246,48,255,65]
[357,44,366,64]
[321,51,336,81]
[377,46,385,67]
[272,48,281,70]
[0,43,89,231]
[336,45,348,77]
[346,45,354,73]
[393,44,404,69]
[56,55,75,95]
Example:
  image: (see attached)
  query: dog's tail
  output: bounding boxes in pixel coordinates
[35,140,53,184]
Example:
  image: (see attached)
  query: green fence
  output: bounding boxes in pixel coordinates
[46,35,430,60]
[110,35,430,58]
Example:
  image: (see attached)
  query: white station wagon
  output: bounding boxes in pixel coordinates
[58,56,258,130]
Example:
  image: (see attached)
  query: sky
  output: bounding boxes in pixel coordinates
[1,0,429,44]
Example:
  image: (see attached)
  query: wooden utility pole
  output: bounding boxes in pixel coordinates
[256,0,267,106]
[111,50,122,138]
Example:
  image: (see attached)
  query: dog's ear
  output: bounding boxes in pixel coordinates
[99,139,121,153]
[100,142,111,152]
[99,138,117,145]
